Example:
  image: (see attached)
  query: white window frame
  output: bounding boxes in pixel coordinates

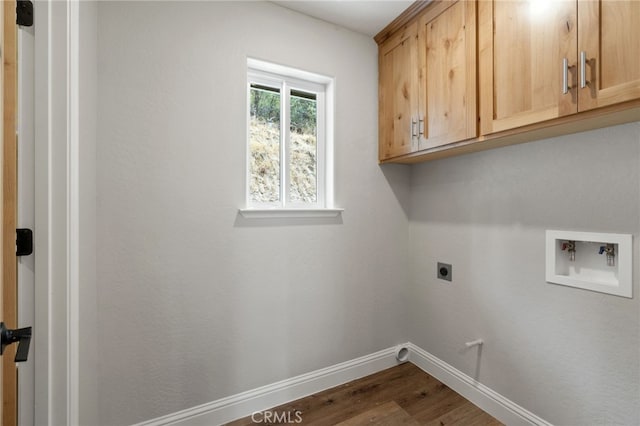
[241,58,341,218]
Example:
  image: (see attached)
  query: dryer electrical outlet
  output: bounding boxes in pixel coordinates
[437,262,452,282]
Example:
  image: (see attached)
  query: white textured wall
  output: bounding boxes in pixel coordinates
[408,122,640,425]
[97,2,410,424]
[79,1,99,425]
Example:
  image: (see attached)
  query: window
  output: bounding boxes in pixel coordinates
[243,59,339,217]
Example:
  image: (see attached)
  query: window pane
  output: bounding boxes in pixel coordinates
[249,84,280,203]
[289,90,317,203]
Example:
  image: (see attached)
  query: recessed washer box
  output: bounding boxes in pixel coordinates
[545,230,632,298]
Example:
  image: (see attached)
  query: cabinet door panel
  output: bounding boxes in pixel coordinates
[578,0,640,111]
[379,23,419,160]
[419,0,476,149]
[480,0,577,134]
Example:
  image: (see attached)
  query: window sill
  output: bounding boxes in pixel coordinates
[238,208,344,219]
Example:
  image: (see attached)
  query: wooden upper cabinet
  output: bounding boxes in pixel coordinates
[479,0,578,135]
[480,0,640,135]
[577,0,640,111]
[378,1,476,161]
[418,0,477,149]
[377,0,639,163]
[379,22,419,160]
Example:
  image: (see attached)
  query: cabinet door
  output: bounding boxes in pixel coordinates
[379,23,419,160]
[577,0,640,111]
[479,0,578,135]
[418,0,476,149]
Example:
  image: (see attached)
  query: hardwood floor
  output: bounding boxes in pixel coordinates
[226,362,502,425]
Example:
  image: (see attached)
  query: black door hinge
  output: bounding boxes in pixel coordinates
[0,322,32,362]
[16,228,33,256]
[17,0,33,27]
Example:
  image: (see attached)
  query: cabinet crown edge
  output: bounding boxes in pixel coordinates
[374,0,432,44]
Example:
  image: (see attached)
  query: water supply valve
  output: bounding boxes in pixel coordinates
[547,230,631,298]
[598,244,615,267]
[561,240,576,261]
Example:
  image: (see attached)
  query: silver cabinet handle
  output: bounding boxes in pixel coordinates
[580,51,588,88]
[411,118,418,138]
[418,118,424,137]
[562,58,570,94]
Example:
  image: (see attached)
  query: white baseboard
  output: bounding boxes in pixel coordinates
[134,343,550,426]
[407,343,552,426]
[133,346,400,426]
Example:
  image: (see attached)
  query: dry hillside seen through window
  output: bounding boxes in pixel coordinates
[249,84,318,204]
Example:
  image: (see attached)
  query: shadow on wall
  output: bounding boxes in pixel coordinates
[379,163,412,219]
[408,124,640,231]
[458,342,483,382]
[234,214,343,228]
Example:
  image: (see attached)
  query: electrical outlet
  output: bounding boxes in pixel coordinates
[437,262,452,281]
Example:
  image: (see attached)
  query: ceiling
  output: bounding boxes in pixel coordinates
[271,1,415,37]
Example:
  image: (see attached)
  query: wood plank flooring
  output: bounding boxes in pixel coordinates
[226,362,502,425]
